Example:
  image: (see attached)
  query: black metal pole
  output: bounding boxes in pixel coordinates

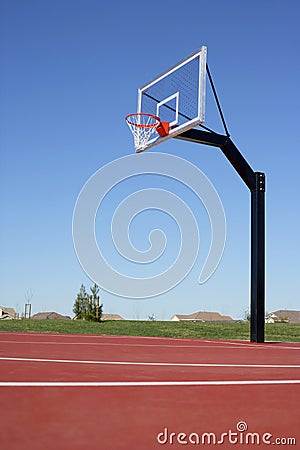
[250,172,266,342]
[176,130,266,342]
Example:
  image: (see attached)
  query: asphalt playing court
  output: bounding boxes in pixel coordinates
[0,332,299,449]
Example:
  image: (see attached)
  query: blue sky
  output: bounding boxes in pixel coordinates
[1,0,299,320]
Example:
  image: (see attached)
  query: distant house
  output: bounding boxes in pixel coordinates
[171,311,233,322]
[0,306,19,320]
[266,310,300,324]
[31,312,71,320]
[101,314,125,321]
[265,313,280,324]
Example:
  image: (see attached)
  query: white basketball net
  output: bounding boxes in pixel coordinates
[126,113,160,152]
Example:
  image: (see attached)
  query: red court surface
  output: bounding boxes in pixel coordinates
[0,332,299,449]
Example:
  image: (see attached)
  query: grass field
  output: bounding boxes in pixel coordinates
[0,319,299,342]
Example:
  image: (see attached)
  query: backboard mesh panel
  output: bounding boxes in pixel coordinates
[140,57,200,126]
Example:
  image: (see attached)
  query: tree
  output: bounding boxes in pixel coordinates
[88,283,103,322]
[73,283,103,322]
[148,313,156,321]
[244,307,251,322]
[73,284,87,320]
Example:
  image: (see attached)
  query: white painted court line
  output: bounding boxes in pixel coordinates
[0,339,233,348]
[0,340,257,349]
[0,380,299,387]
[0,356,299,369]
[0,339,299,350]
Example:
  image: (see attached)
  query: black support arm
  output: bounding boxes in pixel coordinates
[176,129,256,191]
[175,127,266,343]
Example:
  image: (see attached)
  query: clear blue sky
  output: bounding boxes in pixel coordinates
[1,0,299,320]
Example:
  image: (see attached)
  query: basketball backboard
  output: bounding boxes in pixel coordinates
[129,46,207,152]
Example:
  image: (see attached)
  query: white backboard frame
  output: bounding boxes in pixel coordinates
[136,46,207,152]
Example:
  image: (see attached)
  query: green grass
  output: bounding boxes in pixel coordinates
[0,319,299,342]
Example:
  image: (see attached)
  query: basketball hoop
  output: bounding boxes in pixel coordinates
[126,113,169,152]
